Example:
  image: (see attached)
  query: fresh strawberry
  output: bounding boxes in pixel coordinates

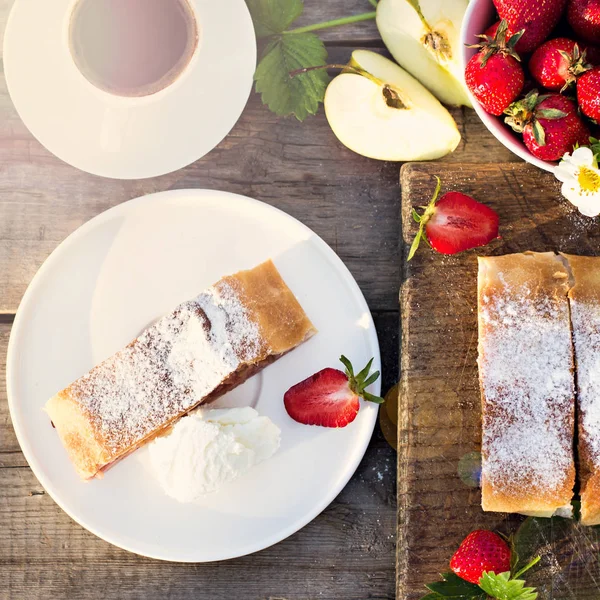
[568,0,600,44]
[578,67,600,120]
[283,356,383,428]
[493,0,568,52]
[465,21,525,116]
[529,38,591,90]
[408,178,499,260]
[505,91,591,160]
[450,530,512,584]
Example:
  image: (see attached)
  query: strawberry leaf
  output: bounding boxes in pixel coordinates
[339,355,354,379]
[356,358,374,383]
[254,33,330,121]
[478,571,538,600]
[363,391,385,404]
[532,120,546,146]
[536,108,567,119]
[407,176,442,261]
[362,370,380,387]
[425,572,486,599]
[247,0,304,37]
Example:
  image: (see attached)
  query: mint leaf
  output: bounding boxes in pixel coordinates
[254,33,329,121]
[479,571,538,600]
[425,572,486,598]
[247,0,304,37]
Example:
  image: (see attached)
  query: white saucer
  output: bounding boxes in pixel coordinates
[6,190,381,561]
[3,0,256,179]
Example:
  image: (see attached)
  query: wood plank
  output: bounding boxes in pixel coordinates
[0,52,519,315]
[397,162,600,600]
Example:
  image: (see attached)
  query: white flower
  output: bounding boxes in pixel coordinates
[555,147,600,217]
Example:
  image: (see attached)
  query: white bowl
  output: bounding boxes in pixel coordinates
[460,0,555,173]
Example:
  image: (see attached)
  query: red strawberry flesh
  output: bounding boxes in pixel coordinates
[425,192,500,255]
[284,368,359,428]
[450,530,512,584]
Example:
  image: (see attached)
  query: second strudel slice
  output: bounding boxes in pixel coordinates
[478,252,575,517]
[562,254,600,525]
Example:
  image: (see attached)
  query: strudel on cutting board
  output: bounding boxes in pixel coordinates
[477,252,576,517]
[561,254,600,526]
[45,260,316,480]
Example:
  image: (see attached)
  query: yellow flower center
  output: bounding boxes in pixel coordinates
[577,166,600,195]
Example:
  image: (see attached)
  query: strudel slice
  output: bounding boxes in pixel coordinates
[45,260,316,480]
[562,254,600,525]
[478,252,575,516]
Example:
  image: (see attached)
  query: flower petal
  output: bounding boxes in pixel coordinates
[571,146,595,166]
[555,161,578,183]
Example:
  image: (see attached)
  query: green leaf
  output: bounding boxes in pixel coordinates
[421,594,444,600]
[532,120,546,146]
[426,572,486,598]
[339,355,354,378]
[356,358,374,383]
[254,33,330,120]
[478,571,538,600]
[407,222,425,261]
[363,391,385,404]
[536,108,567,120]
[412,208,422,223]
[362,370,380,388]
[246,0,304,37]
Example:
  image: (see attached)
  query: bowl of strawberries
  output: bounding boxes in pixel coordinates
[461,0,599,172]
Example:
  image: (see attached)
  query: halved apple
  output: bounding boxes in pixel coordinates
[376,0,472,107]
[324,50,461,161]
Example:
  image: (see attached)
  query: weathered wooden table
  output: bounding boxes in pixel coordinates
[0,1,520,598]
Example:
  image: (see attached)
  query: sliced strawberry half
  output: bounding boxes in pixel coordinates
[283,356,383,428]
[408,178,500,260]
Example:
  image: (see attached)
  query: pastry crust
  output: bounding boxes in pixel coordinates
[478,252,575,517]
[45,260,316,480]
[561,254,600,525]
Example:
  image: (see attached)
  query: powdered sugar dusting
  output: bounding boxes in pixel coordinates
[72,283,264,455]
[570,299,600,466]
[480,282,574,496]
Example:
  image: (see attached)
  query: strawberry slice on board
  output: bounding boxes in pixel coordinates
[408,178,500,260]
[283,356,383,428]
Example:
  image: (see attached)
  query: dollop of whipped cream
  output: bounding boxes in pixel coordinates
[148,407,280,502]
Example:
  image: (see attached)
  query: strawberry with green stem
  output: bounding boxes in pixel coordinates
[465,20,525,116]
[408,178,500,261]
[529,38,591,91]
[283,356,383,428]
[505,90,591,161]
[423,529,541,600]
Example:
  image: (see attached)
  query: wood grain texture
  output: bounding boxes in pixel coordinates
[397,163,600,600]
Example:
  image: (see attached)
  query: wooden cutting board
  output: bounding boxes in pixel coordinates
[397,162,600,600]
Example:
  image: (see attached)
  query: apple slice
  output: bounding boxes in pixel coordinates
[376,0,472,107]
[324,50,461,161]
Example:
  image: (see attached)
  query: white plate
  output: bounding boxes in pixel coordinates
[3,0,256,179]
[6,190,381,562]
